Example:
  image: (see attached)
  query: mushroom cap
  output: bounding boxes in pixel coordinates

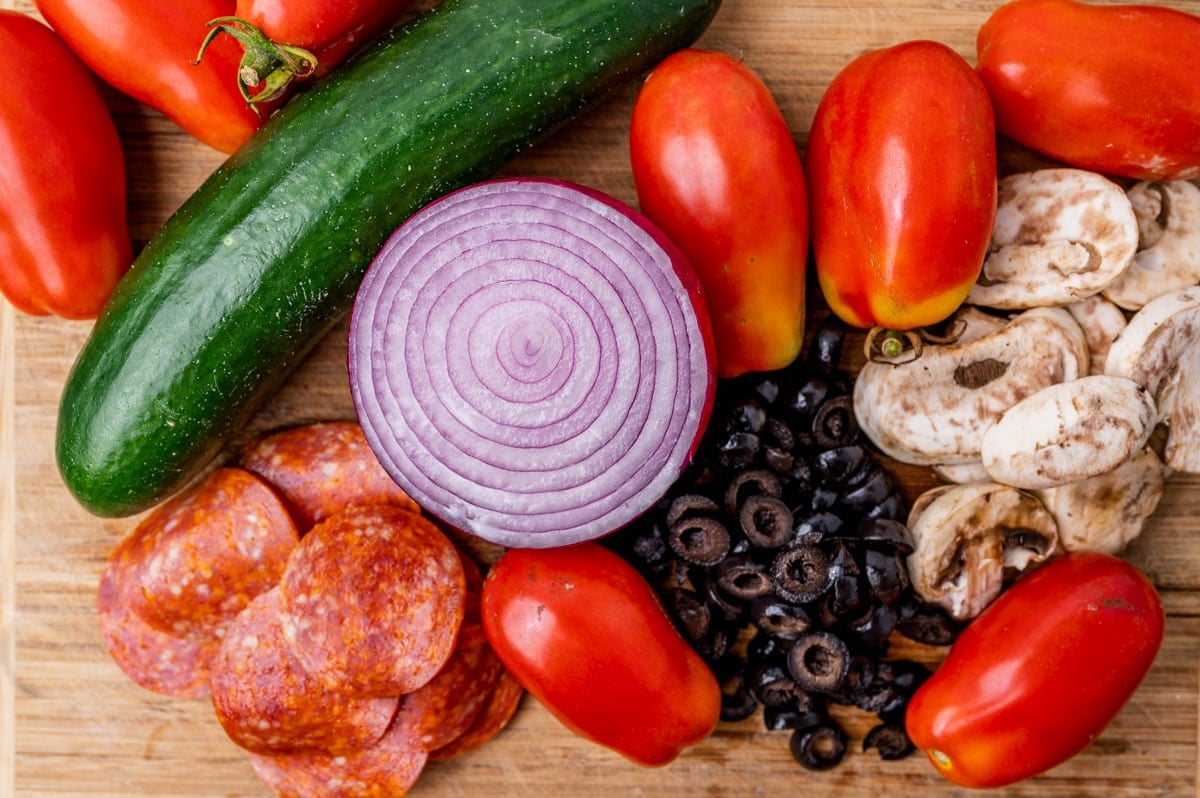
[1103,180,1200,311]
[981,374,1157,490]
[1159,343,1200,473]
[853,307,1089,466]
[1035,447,1165,555]
[968,168,1139,310]
[906,482,1059,620]
[1104,287,1200,399]
[1066,294,1128,377]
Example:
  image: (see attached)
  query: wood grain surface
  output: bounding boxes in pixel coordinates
[3,0,1199,796]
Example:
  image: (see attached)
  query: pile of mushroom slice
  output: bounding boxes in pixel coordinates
[853,167,1200,621]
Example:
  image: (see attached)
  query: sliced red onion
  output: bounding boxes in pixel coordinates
[349,178,715,549]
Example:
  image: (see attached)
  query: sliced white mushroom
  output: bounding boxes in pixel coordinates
[1066,293,1127,376]
[1104,287,1200,399]
[948,305,1010,345]
[967,168,1138,310]
[981,374,1157,490]
[1034,448,1165,555]
[853,307,1089,466]
[906,482,1059,620]
[1158,343,1200,473]
[930,460,992,484]
[1102,180,1200,310]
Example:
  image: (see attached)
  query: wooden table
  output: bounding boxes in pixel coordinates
[3,0,1198,795]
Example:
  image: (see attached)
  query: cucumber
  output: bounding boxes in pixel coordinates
[57,0,723,517]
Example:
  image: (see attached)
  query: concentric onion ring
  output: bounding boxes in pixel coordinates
[349,178,715,548]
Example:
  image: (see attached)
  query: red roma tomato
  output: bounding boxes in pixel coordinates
[203,0,415,105]
[630,49,808,379]
[0,11,131,320]
[977,0,1200,181]
[480,543,721,767]
[806,40,996,331]
[35,0,263,153]
[906,552,1165,789]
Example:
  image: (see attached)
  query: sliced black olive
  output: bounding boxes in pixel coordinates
[745,661,802,708]
[749,375,782,405]
[771,545,830,604]
[719,675,759,723]
[665,587,711,644]
[718,430,761,469]
[666,497,731,568]
[863,722,916,761]
[807,317,846,375]
[840,466,894,513]
[814,445,869,486]
[781,376,831,420]
[896,600,960,646]
[812,394,859,448]
[665,493,721,527]
[791,510,843,545]
[824,540,865,618]
[789,720,848,770]
[745,628,789,666]
[786,630,851,694]
[845,600,898,653]
[763,446,796,474]
[856,517,915,555]
[763,417,796,452]
[863,547,910,605]
[622,520,670,569]
[723,396,768,435]
[694,620,737,663]
[842,657,901,713]
[715,554,773,601]
[809,484,840,511]
[764,701,829,732]
[696,570,745,623]
[709,654,759,722]
[740,494,795,549]
[865,490,906,521]
[724,468,783,516]
[749,597,812,640]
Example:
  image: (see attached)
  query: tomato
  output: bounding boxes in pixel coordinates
[34,0,263,153]
[906,552,1165,789]
[805,40,996,331]
[977,0,1200,181]
[480,543,721,767]
[201,0,415,105]
[0,11,131,320]
[629,48,808,379]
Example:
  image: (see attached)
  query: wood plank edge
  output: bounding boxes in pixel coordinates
[1,302,15,798]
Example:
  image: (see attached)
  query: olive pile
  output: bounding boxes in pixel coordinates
[607,319,959,770]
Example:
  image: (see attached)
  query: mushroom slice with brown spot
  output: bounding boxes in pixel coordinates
[906,482,1059,620]
[1035,448,1165,554]
[981,375,1157,490]
[1157,343,1200,473]
[853,307,1089,466]
[1105,287,1200,399]
[1066,293,1127,376]
[930,460,991,485]
[1103,180,1200,310]
[967,168,1138,310]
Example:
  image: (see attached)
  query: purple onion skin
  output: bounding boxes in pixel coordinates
[349,177,716,549]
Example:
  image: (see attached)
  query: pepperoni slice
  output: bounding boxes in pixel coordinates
[127,467,299,642]
[210,588,399,756]
[248,711,428,798]
[278,504,466,697]
[393,622,503,752]
[238,422,419,531]
[458,549,484,622]
[428,668,525,762]
[97,538,216,699]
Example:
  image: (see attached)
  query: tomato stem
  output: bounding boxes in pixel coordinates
[195,17,319,112]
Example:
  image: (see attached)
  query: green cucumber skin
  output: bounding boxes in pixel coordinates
[56,0,723,518]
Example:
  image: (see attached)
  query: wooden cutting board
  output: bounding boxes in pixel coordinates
[3,0,1199,795]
